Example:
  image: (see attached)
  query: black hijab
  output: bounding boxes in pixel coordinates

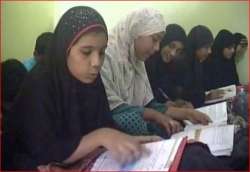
[146,24,187,102]
[184,25,213,107]
[209,29,239,88]
[2,59,27,104]
[234,33,248,49]
[11,6,112,169]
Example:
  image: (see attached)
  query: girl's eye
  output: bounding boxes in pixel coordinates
[81,50,91,56]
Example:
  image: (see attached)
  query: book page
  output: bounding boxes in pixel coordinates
[196,101,227,124]
[205,84,236,104]
[184,102,227,131]
[171,125,234,156]
[91,138,182,171]
[199,125,234,156]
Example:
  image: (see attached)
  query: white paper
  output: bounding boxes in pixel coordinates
[205,84,236,104]
[171,125,234,156]
[196,101,228,124]
[91,138,182,171]
[199,125,234,156]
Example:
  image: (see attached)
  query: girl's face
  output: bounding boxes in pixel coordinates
[195,44,212,63]
[223,45,235,59]
[67,31,107,83]
[161,41,184,63]
[134,32,164,61]
[236,41,247,57]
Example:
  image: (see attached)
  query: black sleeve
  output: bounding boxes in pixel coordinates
[13,76,81,168]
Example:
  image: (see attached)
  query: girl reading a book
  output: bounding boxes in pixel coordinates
[7,6,162,170]
[100,8,211,138]
[7,6,232,171]
[145,24,193,107]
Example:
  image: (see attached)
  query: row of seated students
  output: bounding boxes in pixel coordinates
[146,24,248,108]
[1,6,248,170]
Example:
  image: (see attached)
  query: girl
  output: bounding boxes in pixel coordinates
[8,6,160,170]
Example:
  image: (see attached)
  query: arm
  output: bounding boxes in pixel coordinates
[64,128,162,165]
[112,103,182,137]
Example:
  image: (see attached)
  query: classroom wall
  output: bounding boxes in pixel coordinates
[1,1,55,61]
[1,1,249,84]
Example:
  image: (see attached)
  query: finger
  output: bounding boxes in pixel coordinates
[134,135,162,144]
[200,114,212,124]
[141,144,151,157]
[170,120,178,133]
[118,145,135,165]
[164,121,172,134]
[125,143,142,163]
[176,121,184,132]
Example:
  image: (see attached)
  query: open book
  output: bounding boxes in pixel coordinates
[205,84,236,104]
[171,102,234,156]
[91,137,187,171]
[185,101,228,131]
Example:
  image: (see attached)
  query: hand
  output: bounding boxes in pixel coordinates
[166,100,194,109]
[186,109,212,125]
[100,128,161,166]
[155,114,184,134]
[165,101,176,108]
[206,89,225,100]
[174,99,194,109]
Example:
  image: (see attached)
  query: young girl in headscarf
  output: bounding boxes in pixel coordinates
[180,25,224,107]
[205,29,238,89]
[101,9,211,138]
[145,24,192,107]
[100,9,237,171]
[234,32,248,60]
[8,6,162,170]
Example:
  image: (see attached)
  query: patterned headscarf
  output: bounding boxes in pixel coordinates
[101,8,165,110]
[12,6,112,168]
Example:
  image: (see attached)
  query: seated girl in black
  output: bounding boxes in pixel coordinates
[181,25,214,107]
[8,6,161,170]
[145,24,194,109]
[5,7,231,171]
[204,29,238,89]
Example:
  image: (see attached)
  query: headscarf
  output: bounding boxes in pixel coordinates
[186,25,214,62]
[160,23,187,50]
[184,25,214,107]
[209,29,239,88]
[212,29,235,60]
[11,6,111,169]
[234,33,248,47]
[101,8,165,110]
[2,59,27,103]
[145,24,187,101]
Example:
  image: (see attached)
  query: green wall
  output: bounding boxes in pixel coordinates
[1,1,55,61]
[1,1,249,84]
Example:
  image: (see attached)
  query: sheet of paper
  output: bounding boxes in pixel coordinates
[171,125,234,156]
[91,138,182,171]
[196,101,227,124]
[199,125,234,154]
[205,84,236,104]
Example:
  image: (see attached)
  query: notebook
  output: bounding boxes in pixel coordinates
[91,137,187,171]
[205,84,236,104]
[171,102,234,156]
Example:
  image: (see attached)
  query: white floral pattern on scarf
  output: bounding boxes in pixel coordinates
[101,8,165,110]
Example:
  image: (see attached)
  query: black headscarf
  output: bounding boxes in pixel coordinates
[2,59,27,103]
[11,6,112,170]
[208,29,239,88]
[234,33,248,48]
[183,25,213,107]
[146,24,187,102]
[186,25,214,63]
[160,24,187,50]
